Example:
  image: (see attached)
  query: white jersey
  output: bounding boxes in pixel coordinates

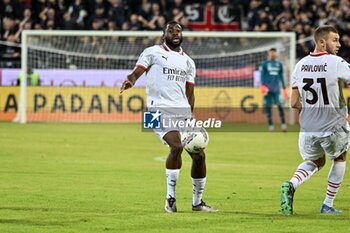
[291,52,350,136]
[136,43,196,108]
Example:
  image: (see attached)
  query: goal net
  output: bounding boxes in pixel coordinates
[18,30,295,124]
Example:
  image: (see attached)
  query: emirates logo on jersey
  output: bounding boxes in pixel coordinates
[163,67,187,83]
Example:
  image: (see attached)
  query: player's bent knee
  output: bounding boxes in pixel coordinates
[312,156,326,169]
[170,144,183,155]
[335,152,347,162]
[191,151,206,163]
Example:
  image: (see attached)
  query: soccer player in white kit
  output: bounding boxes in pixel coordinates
[281,25,350,215]
[120,21,217,213]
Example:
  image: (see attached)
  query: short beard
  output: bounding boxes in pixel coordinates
[165,37,183,49]
[326,49,334,55]
[325,43,336,55]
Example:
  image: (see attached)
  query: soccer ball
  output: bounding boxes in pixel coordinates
[181,128,209,153]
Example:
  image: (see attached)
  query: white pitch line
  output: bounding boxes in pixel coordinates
[154,155,166,162]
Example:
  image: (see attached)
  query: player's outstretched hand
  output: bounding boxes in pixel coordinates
[120,80,134,94]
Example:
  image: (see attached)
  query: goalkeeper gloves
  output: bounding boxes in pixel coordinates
[261,85,268,96]
[282,88,289,99]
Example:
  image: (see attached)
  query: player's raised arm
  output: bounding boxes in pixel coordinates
[120,66,145,94]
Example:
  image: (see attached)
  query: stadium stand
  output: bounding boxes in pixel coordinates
[1,0,350,69]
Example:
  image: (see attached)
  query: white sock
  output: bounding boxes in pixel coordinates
[323,161,346,207]
[192,177,206,206]
[166,169,180,199]
[290,161,318,190]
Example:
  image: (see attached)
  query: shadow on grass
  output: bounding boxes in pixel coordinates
[0,206,53,212]
[221,210,350,220]
[0,218,85,226]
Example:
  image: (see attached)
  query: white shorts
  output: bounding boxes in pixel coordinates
[299,125,350,161]
[149,107,192,145]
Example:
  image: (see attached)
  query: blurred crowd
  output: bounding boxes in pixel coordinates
[1,0,350,68]
[246,0,350,60]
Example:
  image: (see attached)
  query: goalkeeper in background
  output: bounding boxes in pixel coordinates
[260,48,288,132]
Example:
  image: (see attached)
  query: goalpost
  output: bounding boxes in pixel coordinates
[19,30,296,124]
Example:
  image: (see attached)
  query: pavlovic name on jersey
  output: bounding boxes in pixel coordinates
[136,43,196,108]
[300,64,327,72]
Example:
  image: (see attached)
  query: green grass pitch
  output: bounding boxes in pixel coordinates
[0,122,349,233]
